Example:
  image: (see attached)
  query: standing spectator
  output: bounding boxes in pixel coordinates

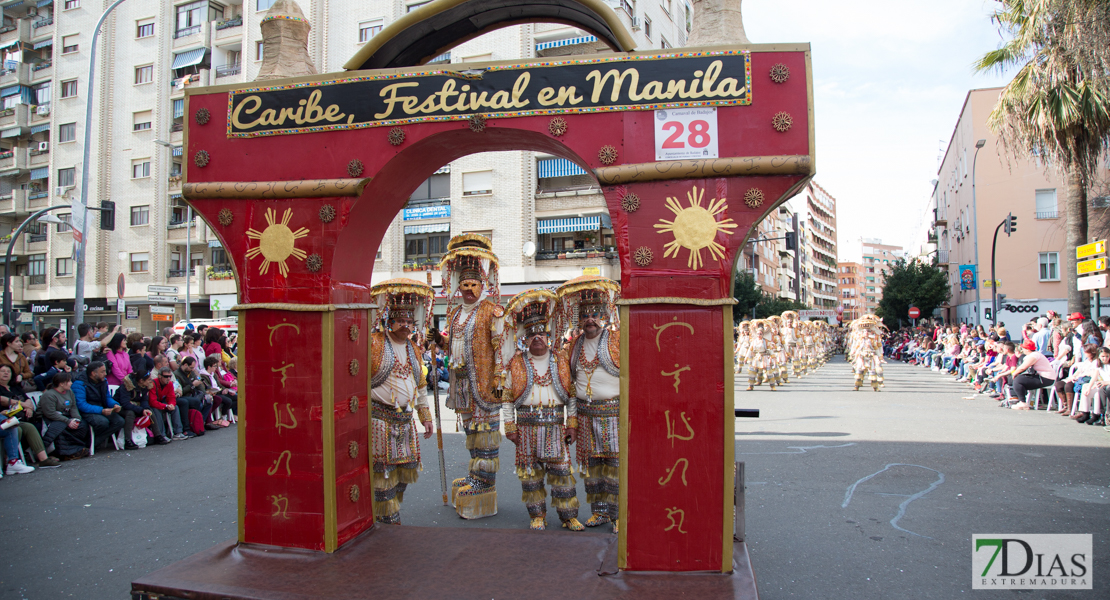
[114,371,170,447]
[1032,318,1052,358]
[165,335,183,364]
[128,338,153,378]
[0,334,34,388]
[0,364,59,467]
[151,366,189,440]
[94,322,111,340]
[73,323,103,365]
[103,333,133,387]
[38,372,89,460]
[73,362,124,448]
[20,331,40,365]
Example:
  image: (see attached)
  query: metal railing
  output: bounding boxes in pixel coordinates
[28,191,48,199]
[936,249,950,264]
[28,233,46,243]
[168,269,187,278]
[28,274,45,285]
[174,25,201,39]
[1035,210,1059,219]
[215,63,241,77]
[215,17,242,31]
[33,18,54,29]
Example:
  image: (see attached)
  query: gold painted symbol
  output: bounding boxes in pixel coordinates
[654,186,737,270]
[652,317,695,351]
[665,410,695,447]
[661,364,691,393]
[664,507,688,534]
[272,362,294,388]
[274,402,297,433]
[267,450,292,476]
[268,320,301,346]
[270,494,290,519]
[658,458,689,487]
[245,207,310,277]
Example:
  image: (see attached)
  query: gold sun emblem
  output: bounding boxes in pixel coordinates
[245,208,310,277]
[654,186,737,270]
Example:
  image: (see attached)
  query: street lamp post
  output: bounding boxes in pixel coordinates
[154,140,190,323]
[3,206,71,326]
[970,138,986,326]
[72,0,129,349]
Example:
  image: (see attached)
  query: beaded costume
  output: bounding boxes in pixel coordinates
[557,275,621,531]
[503,289,582,531]
[745,320,777,391]
[367,278,433,524]
[440,234,510,519]
[847,315,886,391]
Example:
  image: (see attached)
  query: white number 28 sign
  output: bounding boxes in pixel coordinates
[654,107,719,161]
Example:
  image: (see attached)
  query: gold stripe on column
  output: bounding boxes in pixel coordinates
[237,312,247,543]
[366,309,375,524]
[617,305,630,570]
[721,305,736,572]
[322,312,338,552]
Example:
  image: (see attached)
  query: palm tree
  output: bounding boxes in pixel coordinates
[974,0,1110,315]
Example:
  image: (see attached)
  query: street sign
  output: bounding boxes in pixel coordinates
[1078,273,1108,292]
[148,285,179,294]
[147,295,180,303]
[116,299,125,312]
[1076,239,1107,260]
[982,279,1001,288]
[117,273,125,298]
[149,305,176,315]
[125,306,139,320]
[1077,257,1107,275]
[908,306,921,318]
[151,314,173,322]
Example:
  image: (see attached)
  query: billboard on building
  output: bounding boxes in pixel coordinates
[959,264,977,290]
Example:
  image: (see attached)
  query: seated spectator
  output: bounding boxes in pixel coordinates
[150,366,189,440]
[165,335,184,364]
[20,331,40,365]
[0,418,34,474]
[0,363,59,467]
[74,362,124,448]
[0,333,34,390]
[1065,345,1100,422]
[33,350,71,392]
[1007,340,1057,410]
[148,336,167,362]
[174,357,212,433]
[200,355,236,425]
[103,333,133,388]
[114,371,170,447]
[35,328,72,374]
[38,372,90,460]
[129,339,154,379]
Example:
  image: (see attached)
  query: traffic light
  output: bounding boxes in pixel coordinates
[100,200,115,231]
[784,231,796,251]
[997,293,1007,306]
[1004,212,1017,236]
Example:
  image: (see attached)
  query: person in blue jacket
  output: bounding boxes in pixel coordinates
[73,361,123,449]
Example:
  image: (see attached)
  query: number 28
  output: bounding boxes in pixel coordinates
[661,120,712,149]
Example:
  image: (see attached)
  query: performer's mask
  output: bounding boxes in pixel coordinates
[459,279,481,302]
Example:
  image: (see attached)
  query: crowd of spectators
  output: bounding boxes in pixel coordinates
[884,311,1109,428]
[0,322,238,479]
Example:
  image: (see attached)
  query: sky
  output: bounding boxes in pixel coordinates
[740,0,1017,262]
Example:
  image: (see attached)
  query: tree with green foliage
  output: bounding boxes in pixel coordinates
[732,271,763,322]
[753,295,809,319]
[875,258,951,330]
[974,0,1110,315]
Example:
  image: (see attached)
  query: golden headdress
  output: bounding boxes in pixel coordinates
[440,233,500,305]
[369,278,434,338]
[555,275,621,339]
[506,288,558,341]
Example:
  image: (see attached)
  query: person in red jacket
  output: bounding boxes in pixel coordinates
[151,366,191,440]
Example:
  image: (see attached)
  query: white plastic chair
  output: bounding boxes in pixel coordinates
[1046,385,1059,411]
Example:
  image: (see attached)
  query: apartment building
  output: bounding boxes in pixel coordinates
[0,0,692,334]
[859,238,901,314]
[836,261,863,322]
[797,180,838,309]
[932,87,1071,324]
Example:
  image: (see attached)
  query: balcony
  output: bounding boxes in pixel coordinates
[30,17,53,40]
[0,62,31,88]
[172,21,209,51]
[933,206,948,226]
[169,175,183,192]
[0,148,28,176]
[204,274,237,296]
[28,146,49,167]
[214,63,241,80]
[27,233,46,244]
[936,249,950,265]
[167,269,188,279]
[1035,210,1059,219]
[31,62,50,81]
[0,103,29,129]
[170,71,208,97]
[213,17,242,42]
[28,274,45,286]
[0,18,29,47]
[0,189,27,216]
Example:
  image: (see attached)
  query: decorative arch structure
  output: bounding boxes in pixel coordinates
[173,3,813,578]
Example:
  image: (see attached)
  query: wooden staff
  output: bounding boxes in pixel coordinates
[428,271,448,505]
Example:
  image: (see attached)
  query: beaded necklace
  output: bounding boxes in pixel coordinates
[577,336,601,401]
[446,303,478,369]
[528,352,554,407]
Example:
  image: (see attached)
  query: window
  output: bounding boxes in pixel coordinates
[255,41,264,61]
[663,0,672,15]
[134,64,153,84]
[137,18,155,38]
[170,252,182,272]
[191,252,205,268]
[64,0,80,9]
[132,159,151,179]
[684,3,692,32]
[62,34,78,54]
[56,258,73,277]
[257,0,276,10]
[130,252,150,273]
[59,123,76,143]
[1039,252,1059,281]
[406,1,432,12]
[33,82,51,105]
[211,248,231,270]
[409,174,450,202]
[28,254,46,285]
[643,16,651,41]
[132,110,152,131]
[1035,189,1058,219]
[56,213,71,233]
[61,79,78,98]
[176,1,222,38]
[405,233,450,262]
[130,205,150,226]
[358,19,383,43]
[462,170,492,196]
[57,167,75,187]
[660,36,671,50]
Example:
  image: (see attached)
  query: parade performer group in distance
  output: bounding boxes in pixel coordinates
[440,234,511,519]
[846,315,886,391]
[367,278,435,524]
[557,275,622,533]
[736,313,833,391]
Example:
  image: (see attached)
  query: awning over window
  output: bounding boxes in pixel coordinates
[404,223,450,235]
[208,240,222,248]
[37,0,54,7]
[0,40,19,51]
[29,123,49,134]
[537,216,601,234]
[0,85,19,97]
[171,48,207,70]
[0,127,21,138]
[29,167,49,180]
[535,35,598,52]
[32,39,52,50]
[433,165,449,175]
[537,158,587,179]
[172,146,183,157]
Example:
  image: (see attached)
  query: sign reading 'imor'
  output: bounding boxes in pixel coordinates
[227,51,752,138]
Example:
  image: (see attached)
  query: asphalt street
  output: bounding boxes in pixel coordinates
[1,356,1107,599]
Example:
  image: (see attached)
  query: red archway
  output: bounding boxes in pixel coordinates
[173,44,812,576]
